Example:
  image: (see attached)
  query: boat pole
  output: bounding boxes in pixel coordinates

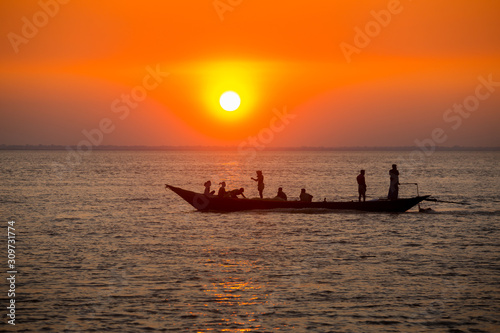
[423,198,469,205]
[401,183,469,206]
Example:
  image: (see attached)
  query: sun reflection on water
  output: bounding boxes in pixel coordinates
[190,257,285,332]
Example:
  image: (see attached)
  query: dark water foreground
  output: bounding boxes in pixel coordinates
[1,150,499,332]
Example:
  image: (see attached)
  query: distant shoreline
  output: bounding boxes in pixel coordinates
[1,145,499,151]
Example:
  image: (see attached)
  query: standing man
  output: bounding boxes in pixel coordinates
[356,170,366,202]
[388,164,400,200]
[251,170,265,199]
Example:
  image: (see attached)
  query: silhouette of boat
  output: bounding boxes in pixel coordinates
[165,184,430,213]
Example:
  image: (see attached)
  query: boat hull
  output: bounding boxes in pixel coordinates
[166,185,430,213]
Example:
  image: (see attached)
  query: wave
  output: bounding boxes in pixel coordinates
[126,197,153,201]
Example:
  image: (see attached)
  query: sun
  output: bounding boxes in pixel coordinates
[219,91,241,111]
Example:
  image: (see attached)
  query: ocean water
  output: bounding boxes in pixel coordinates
[1,150,499,332]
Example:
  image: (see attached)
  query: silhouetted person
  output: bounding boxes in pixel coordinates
[229,188,246,198]
[218,181,227,198]
[357,170,366,202]
[204,180,215,196]
[388,164,399,200]
[251,170,265,198]
[276,187,287,201]
[299,188,313,202]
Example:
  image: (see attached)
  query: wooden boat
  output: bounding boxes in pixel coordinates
[165,184,430,213]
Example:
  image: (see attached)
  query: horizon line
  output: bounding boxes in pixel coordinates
[0,144,499,151]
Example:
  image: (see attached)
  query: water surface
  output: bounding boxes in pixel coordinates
[1,150,499,332]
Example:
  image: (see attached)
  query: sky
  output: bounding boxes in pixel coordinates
[1,0,499,147]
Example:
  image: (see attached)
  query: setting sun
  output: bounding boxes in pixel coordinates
[219,91,241,111]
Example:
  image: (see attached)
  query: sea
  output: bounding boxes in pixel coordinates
[1,150,499,332]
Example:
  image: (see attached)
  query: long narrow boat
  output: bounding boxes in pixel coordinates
[165,184,430,213]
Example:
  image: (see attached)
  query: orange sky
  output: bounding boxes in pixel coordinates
[1,0,499,147]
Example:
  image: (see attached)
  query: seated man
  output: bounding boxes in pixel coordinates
[228,188,246,198]
[204,180,215,196]
[276,187,287,201]
[299,188,313,202]
[218,182,227,197]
